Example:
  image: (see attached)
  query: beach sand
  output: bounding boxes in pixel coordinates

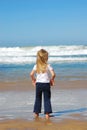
[0,80,87,130]
[0,116,87,130]
[0,80,87,91]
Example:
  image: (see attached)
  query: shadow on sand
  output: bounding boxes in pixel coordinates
[50,107,87,117]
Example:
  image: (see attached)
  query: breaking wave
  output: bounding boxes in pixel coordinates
[0,45,87,64]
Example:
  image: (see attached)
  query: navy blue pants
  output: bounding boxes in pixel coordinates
[33,83,52,114]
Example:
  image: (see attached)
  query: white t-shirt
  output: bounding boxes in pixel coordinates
[33,64,53,83]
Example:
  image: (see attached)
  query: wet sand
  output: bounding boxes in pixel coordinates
[0,80,87,130]
[0,80,87,91]
[0,116,87,130]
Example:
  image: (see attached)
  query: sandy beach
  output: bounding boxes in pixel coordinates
[0,80,87,130]
[0,114,87,130]
[0,0,87,128]
[0,80,87,91]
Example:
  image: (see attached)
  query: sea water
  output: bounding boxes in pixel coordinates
[0,45,87,81]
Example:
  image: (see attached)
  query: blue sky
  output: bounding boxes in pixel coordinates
[0,0,87,46]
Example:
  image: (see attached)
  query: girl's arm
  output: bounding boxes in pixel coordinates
[30,70,36,87]
[50,69,56,86]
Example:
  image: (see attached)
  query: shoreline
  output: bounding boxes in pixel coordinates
[0,114,87,130]
[0,79,87,129]
[0,79,87,91]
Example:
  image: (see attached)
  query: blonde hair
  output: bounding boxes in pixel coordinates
[36,49,48,73]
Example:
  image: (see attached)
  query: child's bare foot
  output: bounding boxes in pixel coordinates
[45,113,50,119]
[34,113,39,118]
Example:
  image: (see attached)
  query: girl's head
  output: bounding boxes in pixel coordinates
[36,49,48,73]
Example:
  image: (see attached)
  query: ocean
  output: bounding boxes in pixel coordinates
[0,45,87,81]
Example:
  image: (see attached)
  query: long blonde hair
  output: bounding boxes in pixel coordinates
[36,49,48,73]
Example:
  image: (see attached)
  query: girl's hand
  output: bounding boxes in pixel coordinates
[50,79,55,86]
[32,79,36,87]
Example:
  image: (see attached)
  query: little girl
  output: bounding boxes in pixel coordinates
[30,49,56,119]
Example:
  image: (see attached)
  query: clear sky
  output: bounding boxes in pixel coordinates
[0,0,87,46]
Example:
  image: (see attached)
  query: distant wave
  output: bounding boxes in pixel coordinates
[0,45,87,64]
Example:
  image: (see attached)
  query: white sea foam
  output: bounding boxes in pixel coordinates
[0,45,87,64]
